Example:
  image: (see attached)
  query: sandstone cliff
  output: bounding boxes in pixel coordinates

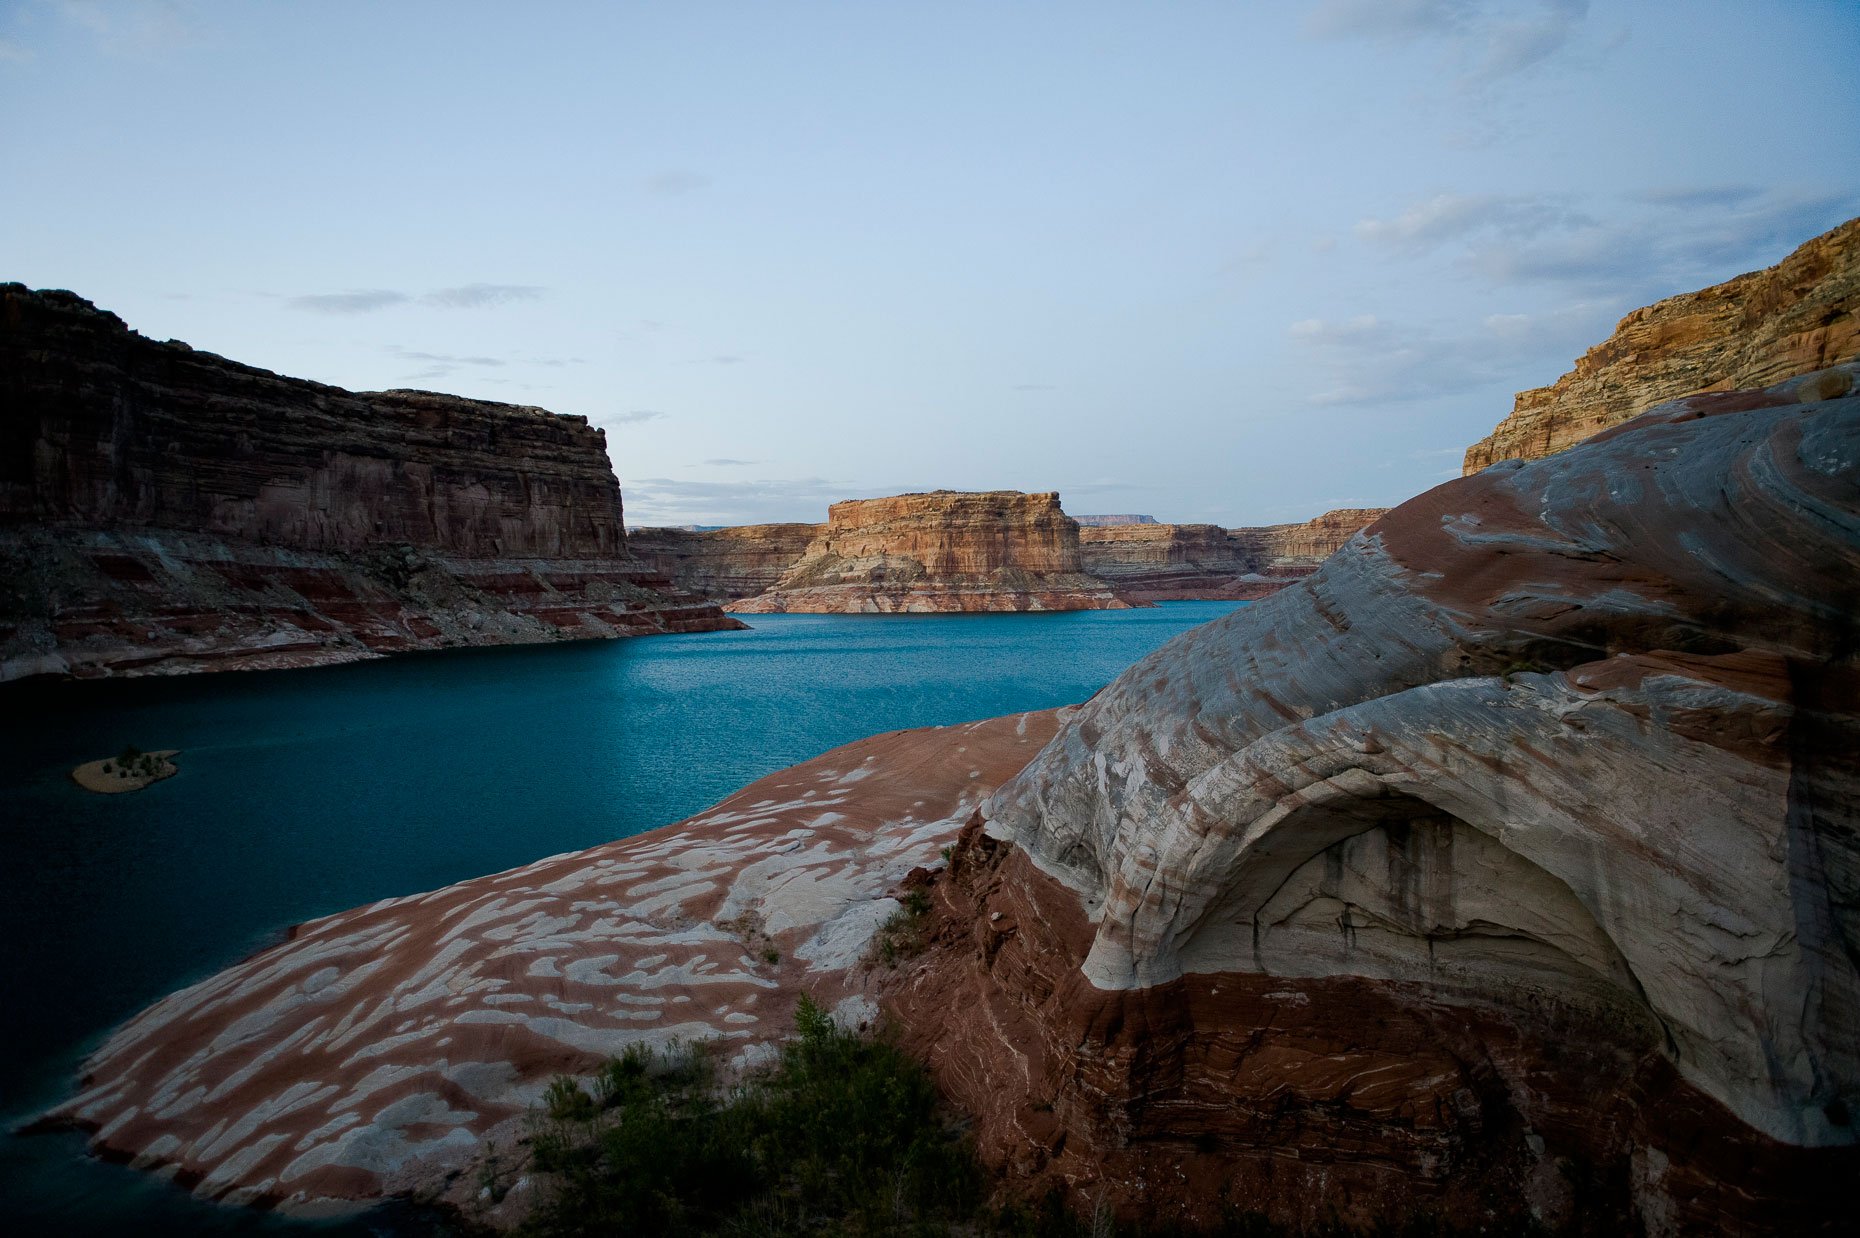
[48,369,1860,1232]
[1078,508,1386,601]
[892,365,1860,1233]
[1463,215,1859,472]
[627,522,822,600]
[0,285,740,679]
[726,491,1137,613]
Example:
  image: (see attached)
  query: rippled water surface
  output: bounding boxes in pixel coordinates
[0,602,1245,1235]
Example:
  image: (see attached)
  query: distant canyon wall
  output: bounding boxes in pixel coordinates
[1463,214,1858,473]
[1079,508,1387,601]
[0,285,740,680]
[642,505,1385,607]
[627,523,822,600]
[726,491,1136,613]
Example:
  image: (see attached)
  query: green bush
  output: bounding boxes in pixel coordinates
[520,997,980,1237]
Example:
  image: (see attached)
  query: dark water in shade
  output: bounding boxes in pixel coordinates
[0,601,1246,1236]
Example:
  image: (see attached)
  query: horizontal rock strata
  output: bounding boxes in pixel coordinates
[0,285,740,679]
[885,367,1860,1234]
[726,491,1137,613]
[626,523,822,600]
[1463,215,1858,473]
[43,709,1067,1216]
[1078,508,1386,602]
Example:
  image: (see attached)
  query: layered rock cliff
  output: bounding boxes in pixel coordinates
[1463,215,1859,472]
[0,285,740,679]
[1078,508,1386,601]
[890,365,1860,1233]
[627,522,822,600]
[47,368,1860,1232]
[726,491,1136,613]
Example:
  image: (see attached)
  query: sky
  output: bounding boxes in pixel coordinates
[3,1,1857,528]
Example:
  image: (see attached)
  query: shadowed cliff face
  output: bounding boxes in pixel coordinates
[0,285,741,678]
[627,523,823,599]
[727,491,1137,613]
[887,368,1860,1234]
[1463,215,1858,473]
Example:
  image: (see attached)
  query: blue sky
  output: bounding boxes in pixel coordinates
[4,1,1857,527]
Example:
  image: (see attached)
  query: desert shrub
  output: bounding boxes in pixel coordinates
[521,996,979,1237]
[873,887,934,966]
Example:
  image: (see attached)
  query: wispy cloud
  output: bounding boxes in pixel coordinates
[695,354,744,365]
[1011,383,1056,392]
[386,345,504,368]
[1288,301,1614,407]
[421,283,544,309]
[289,289,409,314]
[1307,0,1591,83]
[621,476,880,526]
[286,282,546,314]
[611,410,667,425]
[701,458,758,466]
[47,0,202,59]
[1354,192,1587,249]
[1354,186,1858,299]
[643,170,712,196]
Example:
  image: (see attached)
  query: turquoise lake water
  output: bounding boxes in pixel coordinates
[0,601,1245,1235]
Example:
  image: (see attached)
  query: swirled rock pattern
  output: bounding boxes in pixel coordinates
[0,285,740,680]
[886,368,1860,1234]
[726,491,1135,613]
[1463,215,1858,473]
[42,709,1067,1217]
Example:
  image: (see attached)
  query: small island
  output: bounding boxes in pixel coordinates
[71,747,179,794]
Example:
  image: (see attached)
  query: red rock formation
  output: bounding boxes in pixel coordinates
[726,491,1137,613]
[886,367,1860,1234]
[1078,509,1386,602]
[1463,215,1859,473]
[0,285,741,679]
[39,370,1860,1232]
[626,522,822,600]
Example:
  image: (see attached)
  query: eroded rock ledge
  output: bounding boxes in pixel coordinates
[889,367,1860,1234]
[0,285,741,680]
[1462,214,1858,473]
[725,491,1137,613]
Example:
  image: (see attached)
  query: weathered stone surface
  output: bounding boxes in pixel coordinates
[42,709,1068,1216]
[1463,215,1859,473]
[1078,509,1386,602]
[626,522,821,600]
[887,369,1860,1234]
[726,491,1137,613]
[0,285,741,679]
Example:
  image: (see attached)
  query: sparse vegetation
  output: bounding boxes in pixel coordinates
[872,886,933,966]
[518,997,981,1236]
